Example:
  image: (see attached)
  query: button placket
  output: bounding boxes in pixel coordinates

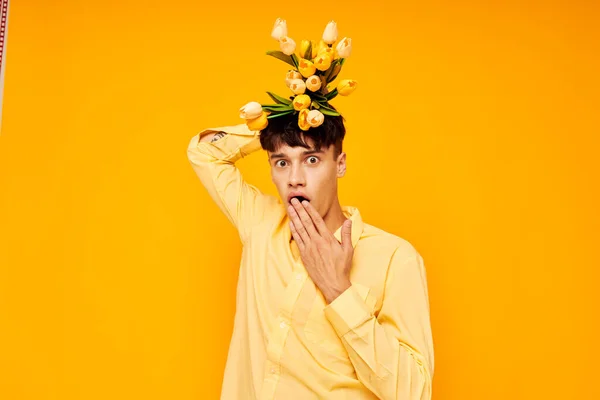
[260,261,308,399]
[269,365,279,375]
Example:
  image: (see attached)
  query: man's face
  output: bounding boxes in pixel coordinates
[268,137,346,218]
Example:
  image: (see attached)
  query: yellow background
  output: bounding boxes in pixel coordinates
[1,1,599,399]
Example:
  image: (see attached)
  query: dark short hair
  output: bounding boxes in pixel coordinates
[259,111,346,158]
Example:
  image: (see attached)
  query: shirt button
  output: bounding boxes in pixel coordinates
[270,367,277,374]
[295,273,302,281]
[279,321,287,329]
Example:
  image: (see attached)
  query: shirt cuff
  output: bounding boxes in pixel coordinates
[189,123,262,162]
[324,284,374,337]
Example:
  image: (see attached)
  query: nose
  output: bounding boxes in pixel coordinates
[287,163,306,187]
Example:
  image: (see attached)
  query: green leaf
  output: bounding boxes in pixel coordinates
[311,101,321,109]
[267,110,295,119]
[266,91,292,105]
[311,92,327,102]
[318,102,338,113]
[303,42,312,59]
[325,88,338,100]
[322,59,340,83]
[326,63,342,84]
[262,105,293,112]
[266,51,296,67]
[319,108,341,117]
[318,76,328,94]
[260,102,292,108]
[290,54,300,69]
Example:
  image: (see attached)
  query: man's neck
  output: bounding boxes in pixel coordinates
[322,200,346,237]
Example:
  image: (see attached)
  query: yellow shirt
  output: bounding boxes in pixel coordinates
[187,123,434,399]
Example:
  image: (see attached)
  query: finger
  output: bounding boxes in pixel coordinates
[291,198,319,239]
[289,220,305,251]
[341,219,353,251]
[301,200,331,238]
[288,204,311,244]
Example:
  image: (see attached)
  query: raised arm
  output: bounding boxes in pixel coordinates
[187,123,275,243]
[199,130,227,143]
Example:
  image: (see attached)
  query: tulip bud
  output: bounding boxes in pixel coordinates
[322,21,338,45]
[337,79,358,96]
[246,111,269,131]
[279,36,296,56]
[305,75,322,92]
[289,78,306,95]
[298,109,311,131]
[313,39,327,59]
[285,70,303,87]
[320,47,335,61]
[298,59,317,78]
[310,40,319,59]
[271,18,288,41]
[307,110,325,128]
[298,39,311,59]
[313,53,332,71]
[239,101,263,120]
[292,94,311,111]
[336,37,352,58]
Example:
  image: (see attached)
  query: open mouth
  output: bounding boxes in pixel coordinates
[289,195,309,204]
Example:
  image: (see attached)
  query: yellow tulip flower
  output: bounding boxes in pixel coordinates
[298,109,311,131]
[292,94,311,111]
[305,75,322,92]
[307,110,325,128]
[298,39,311,58]
[246,111,269,131]
[337,79,358,96]
[314,54,332,71]
[298,59,317,78]
[313,39,328,57]
[319,47,335,61]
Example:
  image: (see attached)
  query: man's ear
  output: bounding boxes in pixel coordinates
[337,152,347,178]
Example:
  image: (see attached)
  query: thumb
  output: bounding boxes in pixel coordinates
[341,219,353,251]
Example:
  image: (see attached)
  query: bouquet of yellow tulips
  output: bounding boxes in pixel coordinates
[239,19,357,131]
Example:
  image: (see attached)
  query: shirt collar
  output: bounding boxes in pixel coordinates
[333,205,364,249]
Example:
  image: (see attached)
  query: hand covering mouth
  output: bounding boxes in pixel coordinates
[288,194,310,204]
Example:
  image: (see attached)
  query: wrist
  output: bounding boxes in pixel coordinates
[199,130,227,143]
[323,279,352,304]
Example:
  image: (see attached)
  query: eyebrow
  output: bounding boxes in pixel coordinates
[269,149,324,160]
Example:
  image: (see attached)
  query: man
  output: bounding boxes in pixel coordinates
[187,113,434,399]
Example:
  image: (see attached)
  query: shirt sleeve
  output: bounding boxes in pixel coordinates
[186,123,273,243]
[323,247,435,400]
